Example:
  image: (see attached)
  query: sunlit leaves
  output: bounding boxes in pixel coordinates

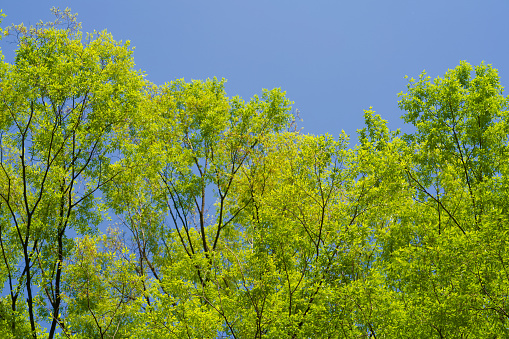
[2,9,509,336]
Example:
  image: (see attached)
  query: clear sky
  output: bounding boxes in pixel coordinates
[1,0,507,142]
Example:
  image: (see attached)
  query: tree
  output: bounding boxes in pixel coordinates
[101,77,295,338]
[353,61,509,337]
[0,8,146,338]
[392,61,509,336]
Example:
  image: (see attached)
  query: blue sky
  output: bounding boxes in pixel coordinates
[1,0,507,141]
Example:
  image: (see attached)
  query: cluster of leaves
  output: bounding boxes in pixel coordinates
[1,9,508,338]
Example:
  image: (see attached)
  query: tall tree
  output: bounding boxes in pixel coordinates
[100,77,294,338]
[0,8,146,338]
[393,61,509,337]
[353,61,509,337]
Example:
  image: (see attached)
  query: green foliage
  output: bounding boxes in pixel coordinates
[0,8,146,338]
[1,9,508,339]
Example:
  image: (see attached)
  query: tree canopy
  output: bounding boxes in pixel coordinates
[1,9,508,338]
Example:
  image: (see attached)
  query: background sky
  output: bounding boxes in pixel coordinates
[1,0,507,143]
